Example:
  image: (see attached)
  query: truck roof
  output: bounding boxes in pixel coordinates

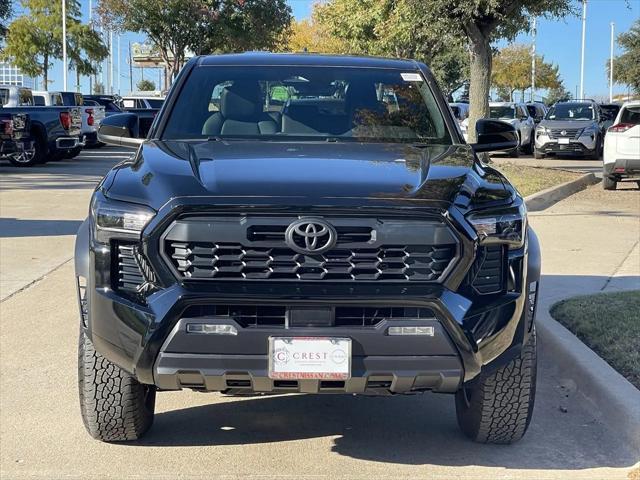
[196,52,421,70]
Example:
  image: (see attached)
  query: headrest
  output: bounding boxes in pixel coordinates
[220,81,262,120]
[345,82,380,111]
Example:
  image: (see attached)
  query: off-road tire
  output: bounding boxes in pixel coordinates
[602,175,617,190]
[455,329,537,444]
[78,329,156,442]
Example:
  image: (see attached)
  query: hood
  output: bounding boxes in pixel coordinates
[539,119,595,129]
[104,140,512,212]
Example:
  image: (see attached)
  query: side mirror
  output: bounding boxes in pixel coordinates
[97,113,144,148]
[470,119,519,153]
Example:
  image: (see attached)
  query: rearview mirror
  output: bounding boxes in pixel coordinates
[97,113,144,148]
[470,119,519,153]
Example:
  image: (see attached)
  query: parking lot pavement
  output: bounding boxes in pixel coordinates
[0,147,134,300]
[1,148,639,480]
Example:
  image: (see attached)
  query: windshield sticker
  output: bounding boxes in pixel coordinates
[401,73,423,82]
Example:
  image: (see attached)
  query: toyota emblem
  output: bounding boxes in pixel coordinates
[285,218,337,255]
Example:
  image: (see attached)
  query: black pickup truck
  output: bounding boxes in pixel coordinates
[76,53,540,445]
[0,112,34,166]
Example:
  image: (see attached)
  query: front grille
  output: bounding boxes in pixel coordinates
[167,242,455,282]
[334,306,435,327]
[468,246,504,295]
[182,305,436,328]
[549,128,581,139]
[115,243,156,295]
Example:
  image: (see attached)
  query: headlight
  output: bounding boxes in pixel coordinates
[580,125,598,136]
[467,201,527,248]
[90,191,155,244]
[536,126,548,135]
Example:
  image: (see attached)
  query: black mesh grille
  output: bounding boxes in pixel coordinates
[468,246,504,294]
[182,305,436,328]
[167,242,455,282]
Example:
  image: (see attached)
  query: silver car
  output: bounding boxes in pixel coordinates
[488,102,535,156]
[534,100,604,159]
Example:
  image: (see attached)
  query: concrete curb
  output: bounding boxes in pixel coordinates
[538,308,640,454]
[525,172,600,211]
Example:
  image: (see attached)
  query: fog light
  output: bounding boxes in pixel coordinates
[186,323,238,335]
[388,326,434,336]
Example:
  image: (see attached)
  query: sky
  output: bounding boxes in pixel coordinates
[28,0,640,98]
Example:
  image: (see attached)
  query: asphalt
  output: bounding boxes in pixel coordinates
[1,148,639,480]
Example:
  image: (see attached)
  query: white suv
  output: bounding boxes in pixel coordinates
[603,101,640,190]
[488,102,535,156]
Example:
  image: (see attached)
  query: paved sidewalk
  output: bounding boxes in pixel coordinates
[528,182,640,305]
[0,148,132,300]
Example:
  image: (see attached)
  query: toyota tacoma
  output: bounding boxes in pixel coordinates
[75,53,540,444]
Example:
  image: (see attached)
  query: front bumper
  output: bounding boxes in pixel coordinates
[79,205,540,396]
[535,134,596,156]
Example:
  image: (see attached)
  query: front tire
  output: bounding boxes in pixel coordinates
[78,329,155,442]
[455,329,537,444]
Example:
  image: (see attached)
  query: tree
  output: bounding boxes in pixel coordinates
[196,0,292,54]
[68,23,109,92]
[2,0,107,89]
[492,44,562,101]
[608,19,640,95]
[137,79,156,91]
[545,85,572,105]
[313,0,469,97]
[98,0,292,85]
[279,18,347,54]
[98,0,202,84]
[93,82,105,94]
[1,0,67,88]
[415,1,576,141]
[0,0,11,42]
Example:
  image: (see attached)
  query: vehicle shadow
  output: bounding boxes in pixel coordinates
[0,217,82,237]
[135,383,637,470]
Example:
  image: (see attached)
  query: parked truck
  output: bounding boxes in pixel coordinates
[0,111,35,166]
[1,85,82,166]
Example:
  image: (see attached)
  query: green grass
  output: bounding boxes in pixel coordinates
[550,290,640,389]
[494,163,582,197]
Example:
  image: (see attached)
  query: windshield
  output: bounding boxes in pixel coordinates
[489,106,516,119]
[620,106,640,125]
[147,98,164,108]
[546,103,595,121]
[162,66,451,144]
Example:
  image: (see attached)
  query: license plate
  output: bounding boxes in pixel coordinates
[558,138,570,144]
[268,337,351,380]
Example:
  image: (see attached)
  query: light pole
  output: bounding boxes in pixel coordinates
[610,22,615,103]
[62,0,67,91]
[531,18,536,102]
[117,35,121,95]
[579,0,587,99]
[109,30,114,94]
